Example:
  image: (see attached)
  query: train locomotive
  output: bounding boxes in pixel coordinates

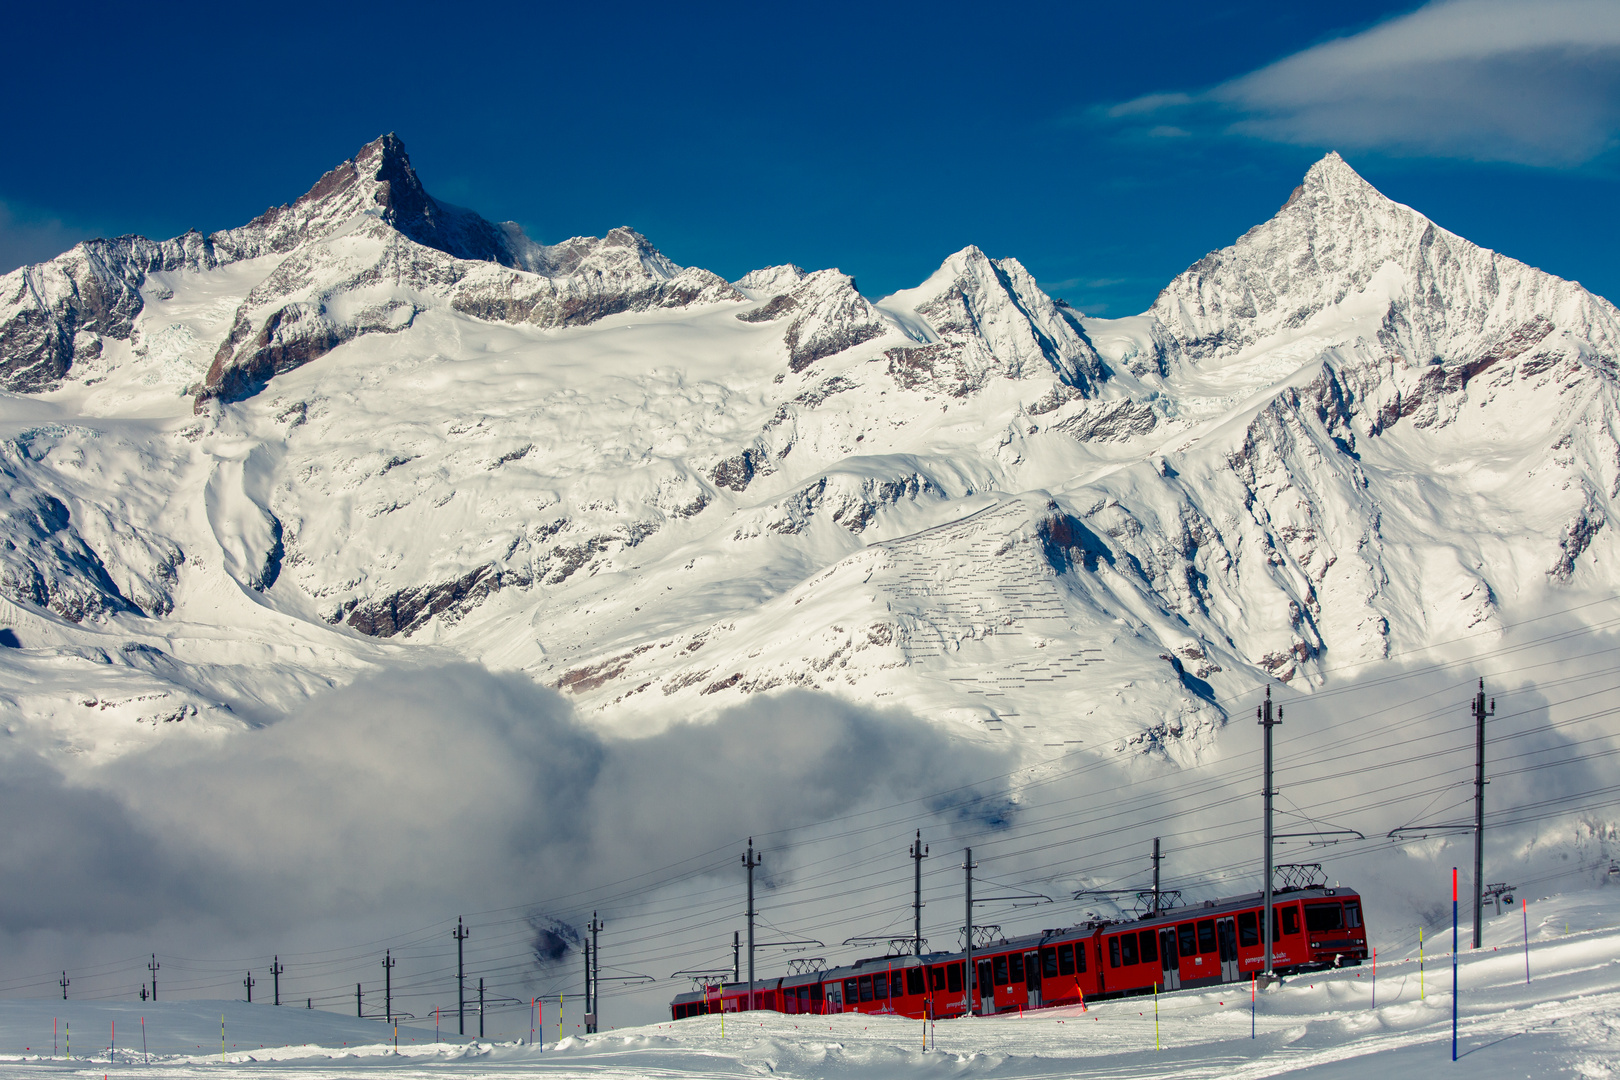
[671,885,1366,1020]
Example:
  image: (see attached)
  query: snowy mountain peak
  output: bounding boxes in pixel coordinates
[878,245,1103,397]
[235,133,518,268]
[1284,150,1384,210]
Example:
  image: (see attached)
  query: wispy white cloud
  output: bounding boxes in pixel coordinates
[1108,0,1620,166]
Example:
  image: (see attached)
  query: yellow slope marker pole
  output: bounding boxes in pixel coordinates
[1154,982,1160,1051]
[1419,927,1425,1001]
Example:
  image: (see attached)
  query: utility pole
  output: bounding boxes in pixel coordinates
[911,830,929,955]
[243,972,255,1003]
[732,931,740,984]
[742,839,761,1009]
[148,955,159,1001]
[453,917,470,1036]
[1472,678,1494,951]
[271,958,284,1006]
[478,978,485,1039]
[963,848,978,1015]
[588,913,603,1033]
[59,972,68,1000]
[583,928,593,1033]
[1152,838,1163,915]
[1259,685,1283,977]
[356,984,362,1018]
[382,950,396,1024]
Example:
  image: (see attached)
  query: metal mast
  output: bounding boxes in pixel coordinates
[963,848,977,1015]
[910,831,929,956]
[1259,686,1282,976]
[1151,838,1162,915]
[742,839,761,1008]
[589,913,603,1033]
[453,917,470,1035]
[1472,678,1494,950]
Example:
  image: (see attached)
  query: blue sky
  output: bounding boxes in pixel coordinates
[3,0,1618,315]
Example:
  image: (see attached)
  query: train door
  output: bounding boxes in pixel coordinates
[1024,951,1042,1009]
[1216,917,1240,982]
[978,960,994,1015]
[1157,928,1180,990]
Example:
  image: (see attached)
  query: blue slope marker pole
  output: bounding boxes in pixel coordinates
[1451,867,1458,1062]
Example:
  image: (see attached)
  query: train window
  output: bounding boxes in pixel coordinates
[874,973,889,1000]
[892,971,906,998]
[1197,919,1217,954]
[1305,903,1344,932]
[1109,938,1121,968]
[948,963,963,993]
[1178,923,1197,957]
[1009,952,1025,983]
[1121,934,1139,966]
[907,968,925,996]
[1075,941,1087,972]
[800,986,812,1012]
[1139,930,1158,963]
[1345,903,1362,929]
[1283,907,1299,935]
[1238,911,1259,946]
[994,955,1009,985]
[1042,947,1059,978]
[859,975,874,1002]
[845,979,858,1005]
[929,966,944,992]
[1058,944,1075,976]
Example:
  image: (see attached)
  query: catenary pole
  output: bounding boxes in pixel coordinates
[244,971,255,1003]
[453,917,470,1036]
[148,955,159,1001]
[589,913,603,1033]
[733,931,740,984]
[1471,679,1493,950]
[911,831,929,956]
[964,848,977,1015]
[583,928,592,1031]
[383,950,396,1024]
[271,957,284,1006]
[743,839,761,1008]
[1259,686,1283,976]
[479,977,486,1038]
[1152,837,1162,915]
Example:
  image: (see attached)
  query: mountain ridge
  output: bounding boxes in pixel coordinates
[0,135,1615,772]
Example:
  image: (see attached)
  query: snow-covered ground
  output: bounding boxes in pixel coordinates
[2,888,1615,1078]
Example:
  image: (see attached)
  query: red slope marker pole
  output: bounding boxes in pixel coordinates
[1372,947,1376,1009]
[1451,867,1458,1063]
[1523,899,1531,984]
[1251,972,1255,1039]
[141,1017,147,1064]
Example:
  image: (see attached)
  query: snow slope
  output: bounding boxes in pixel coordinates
[3,886,1617,1078]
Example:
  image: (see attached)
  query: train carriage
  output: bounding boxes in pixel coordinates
[670,886,1367,1021]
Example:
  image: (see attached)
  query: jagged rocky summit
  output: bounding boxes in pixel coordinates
[0,137,1616,766]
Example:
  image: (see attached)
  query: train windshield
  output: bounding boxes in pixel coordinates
[1304,903,1344,932]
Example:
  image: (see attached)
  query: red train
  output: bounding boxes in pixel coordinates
[670,886,1366,1020]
